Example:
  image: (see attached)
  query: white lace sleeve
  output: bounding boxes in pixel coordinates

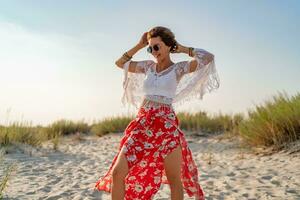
[173,48,220,107]
[174,61,190,82]
[126,60,153,74]
[121,60,155,109]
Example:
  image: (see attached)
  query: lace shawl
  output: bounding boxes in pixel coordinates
[121,48,220,109]
[121,60,154,109]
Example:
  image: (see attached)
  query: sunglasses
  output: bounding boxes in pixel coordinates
[147,44,160,54]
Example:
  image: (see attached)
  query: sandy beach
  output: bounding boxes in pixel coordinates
[1,131,300,200]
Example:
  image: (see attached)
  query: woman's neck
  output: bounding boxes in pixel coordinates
[156,57,174,72]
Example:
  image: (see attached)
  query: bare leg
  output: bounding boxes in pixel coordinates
[111,151,129,200]
[163,145,184,200]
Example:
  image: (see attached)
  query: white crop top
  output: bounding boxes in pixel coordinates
[121,48,220,109]
[143,62,180,99]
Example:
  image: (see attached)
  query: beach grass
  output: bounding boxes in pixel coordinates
[90,114,135,136]
[0,91,299,150]
[0,149,17,199]
[0,119,90,148]
[177,110,244,134]
[238,91,300,149]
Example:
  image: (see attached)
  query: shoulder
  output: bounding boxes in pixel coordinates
[124,60,155,74]
[174,61,189,71]
[174,60,189,66]
[142,60,155,65]
[136,60,155,68]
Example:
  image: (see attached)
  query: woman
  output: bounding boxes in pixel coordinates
[94,26,220,200]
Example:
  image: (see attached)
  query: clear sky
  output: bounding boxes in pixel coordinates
[0,0,299,126]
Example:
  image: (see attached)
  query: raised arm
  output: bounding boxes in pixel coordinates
[115,32,149,73]
[177,44,214,73]
[174,44,215,81]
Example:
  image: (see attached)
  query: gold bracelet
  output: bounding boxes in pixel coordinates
[122,56,130,62]
[121,53,131,62]
[122,54,130,60]
[188,47,194,57]
[123,52,132,59]
[122,54,129,60]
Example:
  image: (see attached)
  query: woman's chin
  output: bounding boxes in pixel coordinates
[155,55,162,61]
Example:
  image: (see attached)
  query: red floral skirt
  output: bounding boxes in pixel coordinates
[94,101,205,200]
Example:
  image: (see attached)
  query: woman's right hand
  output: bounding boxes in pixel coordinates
[137,32,148,48]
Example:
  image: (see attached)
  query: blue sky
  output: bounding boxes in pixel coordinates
[0,0,299,126]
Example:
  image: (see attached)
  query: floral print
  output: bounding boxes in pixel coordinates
[94,103,205,200]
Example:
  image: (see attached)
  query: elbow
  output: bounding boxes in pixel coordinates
[115,60,123,69]
[204,53,214,65]
[210,53,215,62]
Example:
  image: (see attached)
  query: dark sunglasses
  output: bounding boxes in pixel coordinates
[147,44,160,53]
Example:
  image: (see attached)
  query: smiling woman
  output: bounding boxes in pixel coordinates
[146,27,177,72]
[95,26,220,200]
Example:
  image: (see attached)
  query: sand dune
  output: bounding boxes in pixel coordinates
[1,132,299,200]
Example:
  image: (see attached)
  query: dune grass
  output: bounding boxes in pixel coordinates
[0,119,90,149]
[0,121,44,147]
[238,91,300,149]
[0,149,17,199]
[47,119,90,137]
[90,114,135,136]
[177,110,244,134]
[0,90,299,150]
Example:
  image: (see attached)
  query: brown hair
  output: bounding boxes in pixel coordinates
[147,26,177,52]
